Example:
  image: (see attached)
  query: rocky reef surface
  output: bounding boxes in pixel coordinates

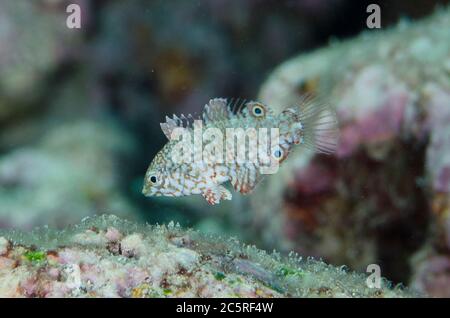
[250,6,450,296]
[0,121,139,229]
[0,215,417,298]
[0,0,446,299]
[0,0,86,137]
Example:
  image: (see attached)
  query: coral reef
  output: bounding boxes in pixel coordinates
[0,1,83,122]
[0,121,139,229]
[0,0,350,232]
[0,0,447,299]
[0,215,418,298]
[249,6,450,295]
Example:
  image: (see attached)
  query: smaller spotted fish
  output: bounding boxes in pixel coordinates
[142,97,338,205]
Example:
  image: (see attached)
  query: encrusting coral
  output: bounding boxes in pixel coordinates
[0,215,419,298]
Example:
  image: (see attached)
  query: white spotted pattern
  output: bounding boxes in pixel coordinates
[142,97,338,205]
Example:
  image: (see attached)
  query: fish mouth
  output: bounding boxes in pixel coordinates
[142,186,161,197]
[141,185,150,196]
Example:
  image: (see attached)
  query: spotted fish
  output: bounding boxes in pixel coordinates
[142,97,338,205]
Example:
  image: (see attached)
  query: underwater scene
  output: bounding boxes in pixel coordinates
[0,0,449,300]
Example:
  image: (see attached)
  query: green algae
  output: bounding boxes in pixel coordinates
[24,250,46,263]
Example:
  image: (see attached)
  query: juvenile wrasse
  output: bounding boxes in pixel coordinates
[142,97,338,205]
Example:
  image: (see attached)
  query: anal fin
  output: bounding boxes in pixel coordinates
[202,185,232,205]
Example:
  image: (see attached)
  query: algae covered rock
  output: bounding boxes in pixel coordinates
[0,215,418,298]
[0,1,84,122]
[0,120,139,229]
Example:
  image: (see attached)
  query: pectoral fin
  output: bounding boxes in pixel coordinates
[230,163,262,195]
[202,185,232,205]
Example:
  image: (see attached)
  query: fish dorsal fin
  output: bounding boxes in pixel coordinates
[160,113,195,140]
[202,98,254,125]
[161,97,270,139]
[202,98,232,124]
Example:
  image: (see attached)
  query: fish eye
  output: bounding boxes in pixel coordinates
[272,148,284,159]
[149,175,157,184]
[252,105,264,117]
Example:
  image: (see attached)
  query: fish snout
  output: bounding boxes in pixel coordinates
[142,183,151,196]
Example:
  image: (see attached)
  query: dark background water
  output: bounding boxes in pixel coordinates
[0,0,449,290]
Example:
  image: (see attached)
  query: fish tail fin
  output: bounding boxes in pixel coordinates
[282,94,339,155]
